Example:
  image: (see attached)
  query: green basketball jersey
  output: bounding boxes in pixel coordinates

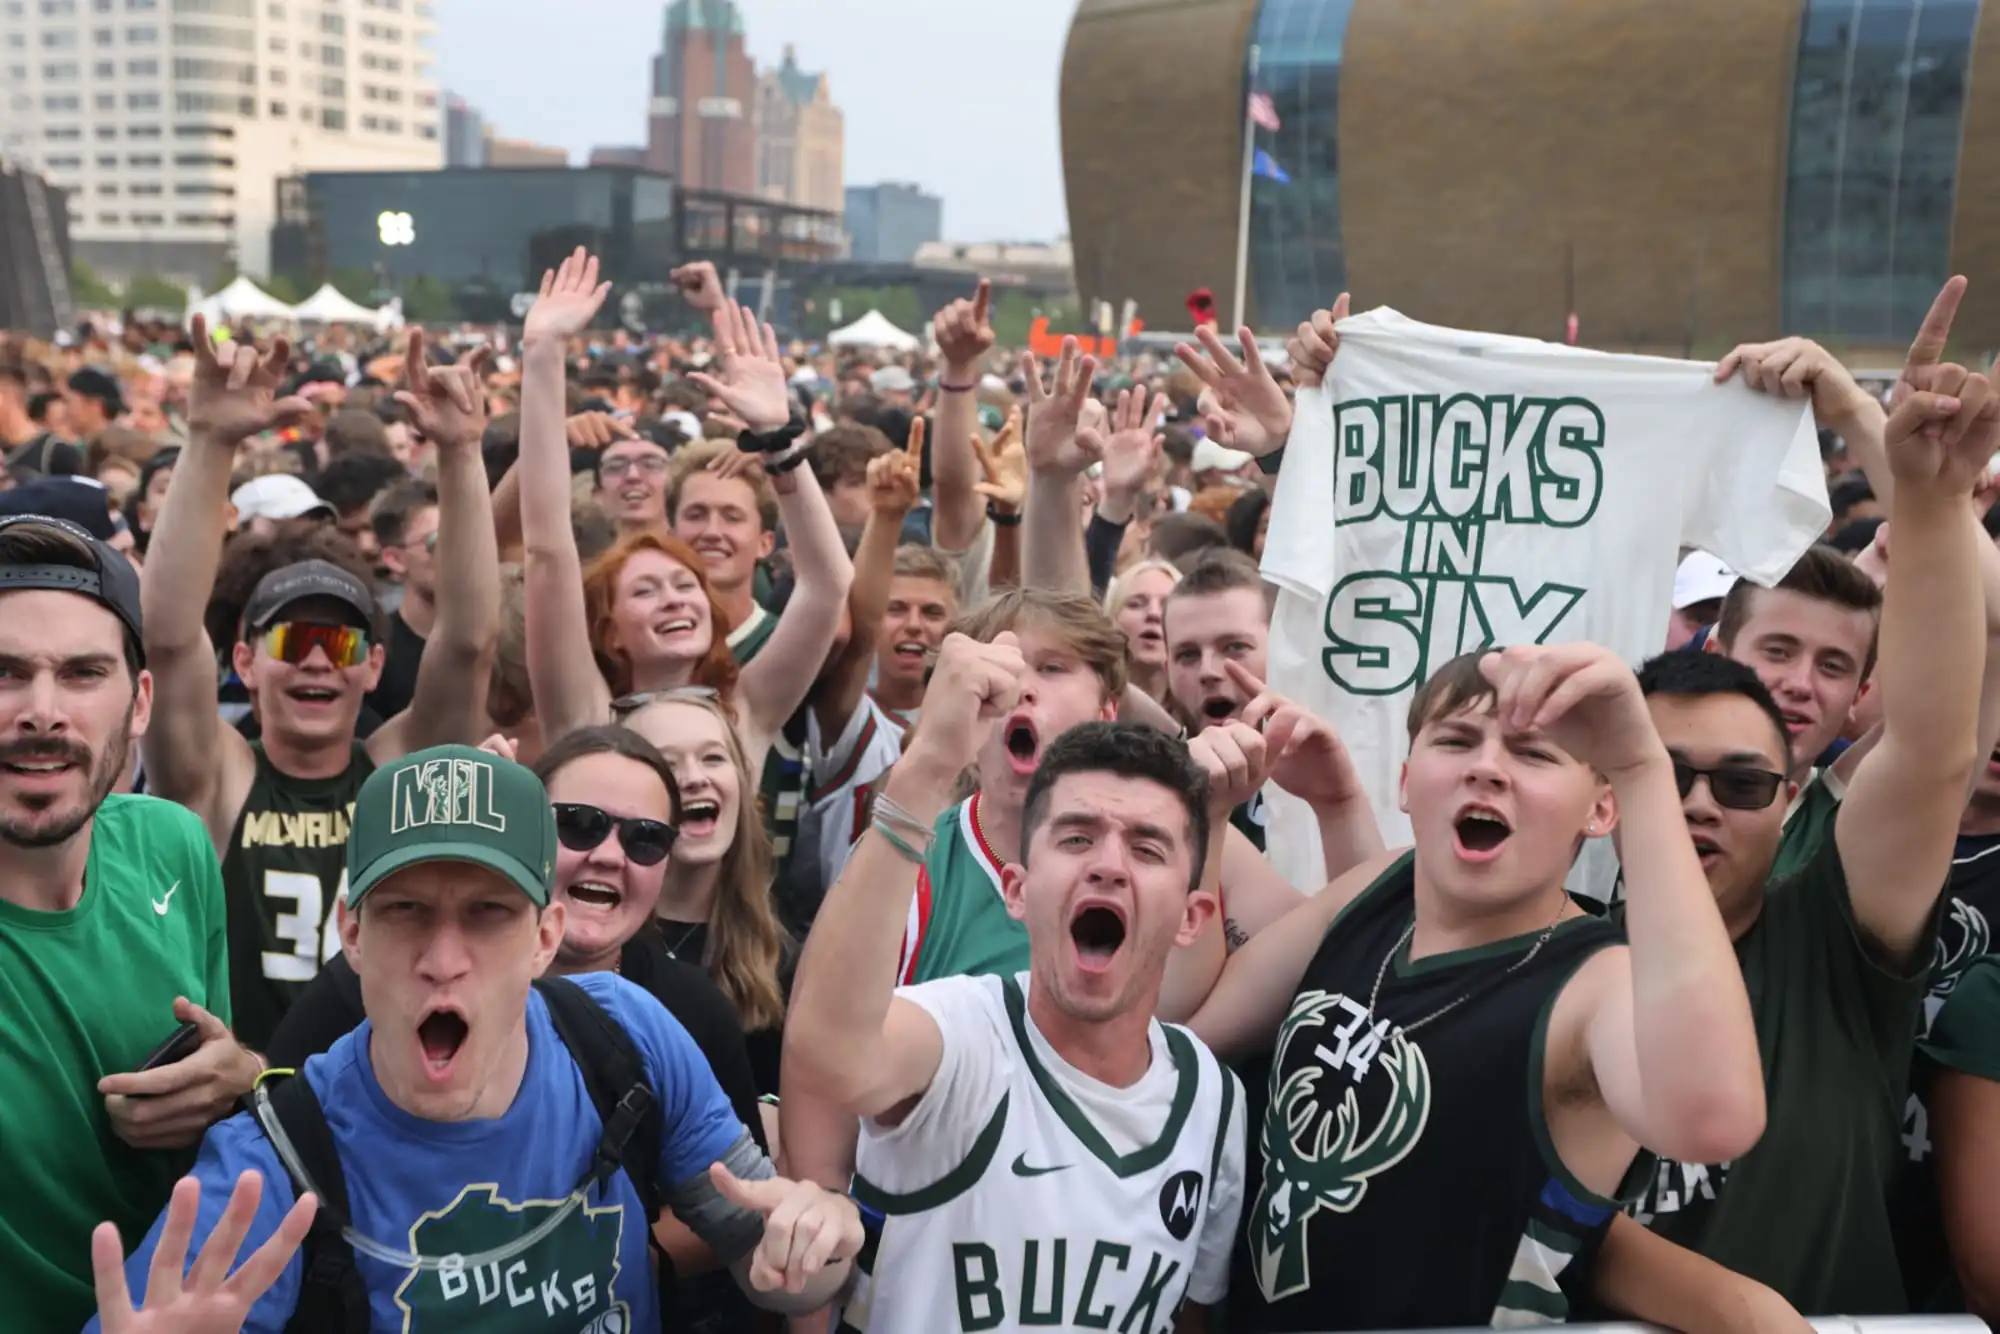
[901,796,1030,986]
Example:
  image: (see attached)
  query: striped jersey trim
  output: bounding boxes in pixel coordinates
[895,797,1003,985]
[1488,1176,1616,1326]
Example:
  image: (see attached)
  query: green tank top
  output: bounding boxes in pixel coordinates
[903,795,1030,985]
[221,742,375,1051]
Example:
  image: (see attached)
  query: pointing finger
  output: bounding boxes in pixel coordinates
[404,326,427,390]
[907,415,926,466]
[709,1162,783,1215]
[1908,276,1967,372]
[971,278,991,327]
[1223,658,1268,698]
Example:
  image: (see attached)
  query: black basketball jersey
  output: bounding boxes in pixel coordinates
[1239,852,1622,1331]
[222,742,374,1051]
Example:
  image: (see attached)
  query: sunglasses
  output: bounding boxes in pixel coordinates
[553,803,677,866]
[1672,758,1786,811]
[264,621,369,668]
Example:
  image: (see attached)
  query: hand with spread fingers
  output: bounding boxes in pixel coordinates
[523,246,613,348]
[97,999,263,1151]
[1019,337,1103,477]
[971,409,1028,514]
[1188,720,1272,817]
[1174,321,1300,458]
[1285,293,1351,391]
[710,1163,860,1297]
[868,417,924,518]
[669,260,726,314]
[1089,385,1166,501]
[185,317,313,450]
[393,329,490,451]
[1884,276,2000,497]
[934,278,996,375]
[1714,334,1880,433]
[1479,643,1663,781]
[91,1172,317,1334]
[1226,661,1366,810]
[687,300,792,434]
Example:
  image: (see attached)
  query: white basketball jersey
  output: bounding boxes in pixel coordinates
[839,974,1243,1334]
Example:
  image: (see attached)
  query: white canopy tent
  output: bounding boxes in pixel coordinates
[827,309,920,352]
[293,283,387,326]
[186,275,296,325]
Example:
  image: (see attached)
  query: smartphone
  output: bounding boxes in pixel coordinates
[135,1021,202,1074]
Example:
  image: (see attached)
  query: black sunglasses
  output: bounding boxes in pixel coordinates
[553,803,677,866]
[1672,759,1786,812]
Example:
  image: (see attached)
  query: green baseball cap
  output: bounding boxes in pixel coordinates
[345,745,557,908]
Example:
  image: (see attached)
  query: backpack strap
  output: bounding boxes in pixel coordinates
[534,977,664,1223]
[244,1072,371,1334]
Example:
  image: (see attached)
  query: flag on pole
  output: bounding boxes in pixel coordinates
[1248,92,1282,131]
[1253,149,1291,184]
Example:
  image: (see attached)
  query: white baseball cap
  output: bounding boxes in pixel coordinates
[1673,552,1738,609]
[231,474,334,527]
[1192,438,1255,474]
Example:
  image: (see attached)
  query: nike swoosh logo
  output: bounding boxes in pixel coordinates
[152,882,180,916]
[1010,1153,1071,1178]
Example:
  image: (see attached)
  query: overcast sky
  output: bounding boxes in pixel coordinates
[430,0,1077,242]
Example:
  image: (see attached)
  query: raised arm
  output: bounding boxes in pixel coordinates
[369,333,500,761]
[139,320,311,837]
[1173,320,1302,468]
[930,279,995,552]
[1017,339,1104,594]
[784,633,1027,1118]
[688,300,854,738]
[519,248,615,742]
[1837,277,1992,962]
[812,424,922,739]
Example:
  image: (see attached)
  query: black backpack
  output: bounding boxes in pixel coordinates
[245,977,666,1334]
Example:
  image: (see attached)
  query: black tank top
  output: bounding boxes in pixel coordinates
[1239,852,1622,1331]
[221,742,374,1051]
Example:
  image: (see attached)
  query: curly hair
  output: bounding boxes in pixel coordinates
[207,522,384,647]
[580,527,740,701]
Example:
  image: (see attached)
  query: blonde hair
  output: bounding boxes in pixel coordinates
[1104,559,1181,618]
[951,586,1128,702]
[665,439,780,534]
[622,692,787,1032]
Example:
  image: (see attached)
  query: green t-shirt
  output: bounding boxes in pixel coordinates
[1772,769,1843,881]
[1627,834,1932,1315]
[0,796,230,1333]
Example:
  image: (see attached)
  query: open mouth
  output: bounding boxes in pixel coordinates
[619,487,650,504]
[1201,696,1238,723]
[681,799,721,839]
[1452,807,1513,861]
[892,640,927,662]
[416,1008,469,1080]
[1689,834,1724,869]
[1778,710,1813,736]
[653,617,697,636]
[1069,902,1128,973]
[567,879,622,911]
[693,540,731,561]
[289,685,341,705]
[1004,715,1040,775]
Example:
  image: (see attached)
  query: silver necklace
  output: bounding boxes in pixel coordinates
[1365,894,1570,1037]
[661,919,703,961]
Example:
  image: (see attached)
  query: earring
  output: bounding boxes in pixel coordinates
[1586,822,1599,835]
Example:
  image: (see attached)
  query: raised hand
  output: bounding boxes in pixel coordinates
[933,278,995,373]
[185,317,313,450]
[1227,661,1367,810]
[1175,321,1297,458]
[1019,337,1103,477]
[1089,385,1166,500]
[971,408,1028,514]
[669,260,725,314]
[523,247,612,346]
[93,1172,317,1334]
[1479,643,1661,781]
[687,300,791,434]
[1885,276,2000,497]
[908,631,1028,779]
[1285,293,1351,391]
[1715,335,1878,431]
[710,1163,861,1295]
[392,329,490,450]
[1187,720,1270,817]
[868,417,923,518]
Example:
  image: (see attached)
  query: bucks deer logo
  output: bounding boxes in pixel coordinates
[1253,990,1431,1302]
[1925,897,1992,1035]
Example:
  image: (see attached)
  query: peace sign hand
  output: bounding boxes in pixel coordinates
[1019,337,1102,477]
[186,317,313,451]
[1887,276,2000,497]
[868,417,923,518]
[93,1172,317,1334]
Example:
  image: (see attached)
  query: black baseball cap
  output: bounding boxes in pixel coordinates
[243,559,377,631]
[0,476,117,541]
[0,513,144,663]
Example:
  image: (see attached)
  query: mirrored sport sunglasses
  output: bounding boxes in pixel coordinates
[553,803,678,866]
[1672,758,1786,812]
[264,622,370,668]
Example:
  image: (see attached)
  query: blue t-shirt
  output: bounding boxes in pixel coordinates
[91,973,758,1333]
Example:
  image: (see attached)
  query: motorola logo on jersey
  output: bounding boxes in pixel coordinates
[1159,1170,1204,1241]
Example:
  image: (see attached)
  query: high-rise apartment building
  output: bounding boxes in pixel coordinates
[644,0,755,196]
[845,182,942,264]
[0,0,442,285]
[442,89,482,167]
[755,44,841,216]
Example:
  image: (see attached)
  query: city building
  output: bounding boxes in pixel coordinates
[1061,0,2000,350]
[0,0,441,287]
[845,182,942,264]
[755,44,842,216]
[482,132,566,168]
[914,239,1073,292]
[644,0,756,195]
[0,154,74,335]
[589,145,647,169]
[443,91,483,168]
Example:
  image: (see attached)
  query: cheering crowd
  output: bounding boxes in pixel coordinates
[3,243,2000,1334]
